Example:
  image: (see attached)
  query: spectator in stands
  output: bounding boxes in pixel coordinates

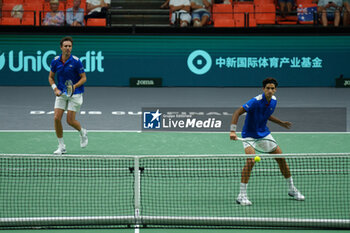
[161,0,170,8]
[190,0,212,27]
[85,0,110,22]
[343,0,350,25]
[318,0,342,26]
[169,0,192,27]
[43,0,65,26]
[279,0,294,18]
[66,0,85,26]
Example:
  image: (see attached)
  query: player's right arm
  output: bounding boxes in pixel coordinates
[48,71,61,96]
[230,106,246,140]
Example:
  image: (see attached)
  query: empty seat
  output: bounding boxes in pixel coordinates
[255,3,276,24]
[212,4,235,27]
[1,17,21,25]
[21,16,35,25]
[233,3,256,27]
[86,18,106,26]
[2,0,23,4]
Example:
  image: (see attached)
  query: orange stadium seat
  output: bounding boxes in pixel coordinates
[254,0,275,4]
[255,3,276,24]
[23,0,45,4]
[212,4,235,27]
[2,0,23,4]
[23,3,43,26]
[296,0,315,5]
[1,17,21,25]
[86,18,106,26]
[2,3,19,17]
[233,3,256,27]
[21,16,35,25]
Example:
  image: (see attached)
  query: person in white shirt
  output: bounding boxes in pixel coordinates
[84,0,110,22]
[170,0,191,27]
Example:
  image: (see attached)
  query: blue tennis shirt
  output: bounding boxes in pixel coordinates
[50,54,85,94]
[242,93,277,139]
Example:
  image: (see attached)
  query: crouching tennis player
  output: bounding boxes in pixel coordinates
[230,77,304,206]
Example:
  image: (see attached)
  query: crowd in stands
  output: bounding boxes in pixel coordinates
[0,0,349,27]
[162,0,350,27]
[0,0,109,26]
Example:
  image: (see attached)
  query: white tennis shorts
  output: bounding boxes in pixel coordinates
[242,134,278,152]
[54,94,83,112]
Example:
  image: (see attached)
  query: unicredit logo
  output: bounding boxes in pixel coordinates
[0,50,104,72]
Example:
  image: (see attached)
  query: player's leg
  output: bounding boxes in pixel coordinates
[237,146,255,206]
[54,108,64,138]
[53,96,68,155]
[272,147,305,201]
[67,110,82,131]
[67,94,88,148]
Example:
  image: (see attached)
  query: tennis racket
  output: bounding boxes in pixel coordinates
[236,137,278,153]
[62,80,74,97]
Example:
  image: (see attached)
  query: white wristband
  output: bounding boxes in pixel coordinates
[230,124,237,131]
[51,84,57,90]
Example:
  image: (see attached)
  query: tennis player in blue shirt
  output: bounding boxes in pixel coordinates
[230,78,304,206]
[48,36,88,155]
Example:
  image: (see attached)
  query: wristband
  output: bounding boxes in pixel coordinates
[230,124,237,131]
[51,84,57,90]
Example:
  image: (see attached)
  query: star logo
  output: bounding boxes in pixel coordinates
[150,109,162,122]
[143,109,162,129]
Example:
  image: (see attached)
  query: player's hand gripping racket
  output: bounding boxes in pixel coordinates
[236,137,278,153]
[62,80,74,97]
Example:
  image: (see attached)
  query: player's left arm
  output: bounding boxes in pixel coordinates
[268,115,292,129]
[73,72,87,91]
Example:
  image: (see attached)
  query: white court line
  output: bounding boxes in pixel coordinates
[0,130,350,134]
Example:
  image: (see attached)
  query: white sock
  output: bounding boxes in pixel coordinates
[286,177,294,190]
[58,137,64,147]
[240,183,248,196]
[79,128,84,136]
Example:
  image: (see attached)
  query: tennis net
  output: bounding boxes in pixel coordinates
[0,153,349,229]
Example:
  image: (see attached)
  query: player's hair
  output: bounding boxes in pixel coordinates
[60,36,73,47]
[262,77,278,88]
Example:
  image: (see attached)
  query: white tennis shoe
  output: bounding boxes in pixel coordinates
[236,194,252,206]
[80,128,88,148]
[53,145,66,155]
[288,188,305,201]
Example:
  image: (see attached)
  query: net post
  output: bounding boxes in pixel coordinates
[134,157,141,227]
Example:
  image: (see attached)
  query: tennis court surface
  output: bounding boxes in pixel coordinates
[0,132,349,232]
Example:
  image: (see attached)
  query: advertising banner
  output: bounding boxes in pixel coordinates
[0,35,349,86]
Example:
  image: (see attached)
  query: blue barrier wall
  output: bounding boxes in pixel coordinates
[0,35,349,86]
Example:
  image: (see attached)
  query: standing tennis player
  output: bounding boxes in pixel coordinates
[230,78,304,206]
[48,36,88,155]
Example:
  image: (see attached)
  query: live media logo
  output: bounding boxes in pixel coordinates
[142,108,226,132]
